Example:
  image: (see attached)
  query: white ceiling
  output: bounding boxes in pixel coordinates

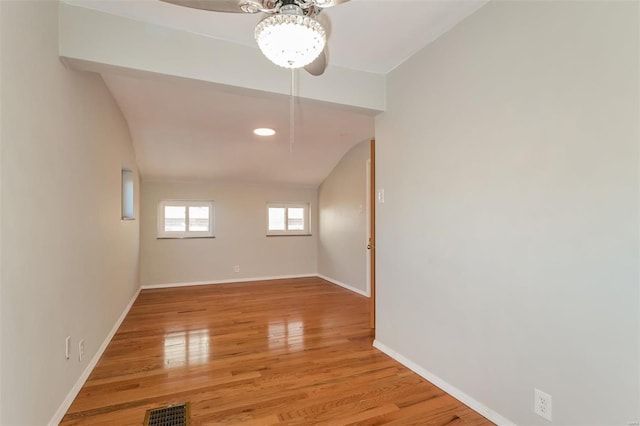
[103,73,375,186]
[64,0,486,186]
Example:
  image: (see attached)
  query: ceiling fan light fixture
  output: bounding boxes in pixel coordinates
[255,13,326,69]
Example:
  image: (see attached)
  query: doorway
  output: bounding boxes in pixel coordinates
[366,139,376,333]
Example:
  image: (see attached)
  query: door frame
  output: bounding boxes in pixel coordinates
[367,139,376,332]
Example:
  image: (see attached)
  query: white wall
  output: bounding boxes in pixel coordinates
[0,1,140,424]
[141,181,317,286]
[318,140,369,295]
[375,1,639,424]
[0,2,3,421]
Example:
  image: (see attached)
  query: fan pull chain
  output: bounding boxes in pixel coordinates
[290,68,295,153]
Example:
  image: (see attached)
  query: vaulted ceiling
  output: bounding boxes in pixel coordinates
[60,0,487,186]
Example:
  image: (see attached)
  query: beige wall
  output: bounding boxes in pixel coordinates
[375,1,639,424]
[141,180,317,286]
[0,1,140,424]
[318,140,370,294]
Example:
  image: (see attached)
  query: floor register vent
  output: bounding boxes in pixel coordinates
[144,403,190,426]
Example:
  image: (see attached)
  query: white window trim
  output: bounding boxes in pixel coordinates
[266,202,311,236]
[157,200,215,239]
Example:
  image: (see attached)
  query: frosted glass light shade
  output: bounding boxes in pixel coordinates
[255,14,326,69]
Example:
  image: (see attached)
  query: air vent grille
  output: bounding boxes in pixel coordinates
[144,403,190,426]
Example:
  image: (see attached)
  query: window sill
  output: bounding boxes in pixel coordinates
[266,234,313,237]
[157,236,216,240]
[121,217,136,221]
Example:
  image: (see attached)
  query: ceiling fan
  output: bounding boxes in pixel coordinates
[160,0,351,76]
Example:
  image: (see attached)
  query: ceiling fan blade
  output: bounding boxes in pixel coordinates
[161,0,348,13]
[317,0,350,8]
[160,0,251,13]
[304,49,327,76]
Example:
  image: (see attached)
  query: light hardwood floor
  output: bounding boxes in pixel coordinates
[61,277,493,425]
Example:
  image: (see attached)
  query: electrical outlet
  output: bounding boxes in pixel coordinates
[78,339,85,362]
[534,388,552,421]
[65,336,71,360]
[234,265,240,273]
[377,189,385,203]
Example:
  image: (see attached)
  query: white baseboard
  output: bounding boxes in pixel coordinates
[141,274,317,290]
[316,274,369,297]
[372,339,516,426]
[142,274,370,300]
[49,287,141,426]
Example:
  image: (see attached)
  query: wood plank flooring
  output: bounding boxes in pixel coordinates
[61,277,493,426]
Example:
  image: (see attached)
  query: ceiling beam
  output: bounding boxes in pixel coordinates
[58,3,386,112]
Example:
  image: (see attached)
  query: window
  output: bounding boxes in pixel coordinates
[157,200,214,238]
[267,202,310,236]
[121,169,134,220]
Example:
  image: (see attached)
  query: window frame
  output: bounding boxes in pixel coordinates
[266,202,311,236]
[121,169,135,220]
[157,200,215,239]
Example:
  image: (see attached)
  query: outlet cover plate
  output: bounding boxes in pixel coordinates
[78,339,85,362]
[534,388,552,421]
[65,336,71,360]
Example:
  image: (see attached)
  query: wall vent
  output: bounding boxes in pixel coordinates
[144,402,190,426]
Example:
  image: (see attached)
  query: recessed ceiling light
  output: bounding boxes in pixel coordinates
[254,128,275,136]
